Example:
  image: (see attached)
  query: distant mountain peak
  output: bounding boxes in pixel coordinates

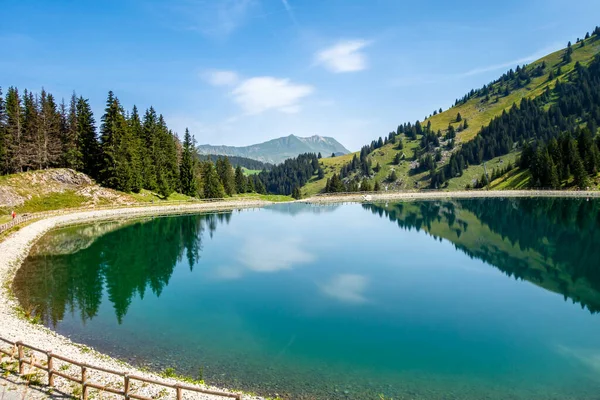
[197,135,350,164]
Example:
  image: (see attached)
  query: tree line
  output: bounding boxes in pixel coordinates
[198,154,272,171]
[0,87,267,199]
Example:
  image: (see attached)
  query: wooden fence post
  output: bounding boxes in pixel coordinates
[16,341,24,375]
[176,383,182,400]
[124,374,130,399]
[47,351,54,386]
[81,365,88,400]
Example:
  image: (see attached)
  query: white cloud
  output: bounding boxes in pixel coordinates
[315,40,370,73]
[204,69,239,86]
[320,274,369,304]
[231,76,314,115]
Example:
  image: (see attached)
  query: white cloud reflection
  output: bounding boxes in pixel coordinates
[320,274,369,304]
[214,236,315,280]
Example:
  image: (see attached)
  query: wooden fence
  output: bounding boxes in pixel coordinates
[0,337,242,400]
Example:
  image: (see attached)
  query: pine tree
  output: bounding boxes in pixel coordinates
[21,89,39,170]
[234,165,246,194]
[98,91,137,191]
[142,107,159,190]
[38,89,62,169]
[456,112,462,122]
[317,167,324,179]
[573,157,589,189]
[246,175,255,193]
[155,115,179,198]
[202,162,225,198]
[292,186,301,199]
[216,157,235,196]
[0,87,7,174]
[61,93,80,169]
[76,97,99,178]
[373,180,381,191]
[179,128,198,197]
[127,106,144,192]
[360,177,372,192]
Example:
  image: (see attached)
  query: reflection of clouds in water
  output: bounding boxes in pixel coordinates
[555,344,600,374]
[214,265,244,280]
[239,237,314,272]
[321,274,369,304]
[214,237,315,280]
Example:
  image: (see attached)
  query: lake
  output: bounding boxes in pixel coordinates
[13,198,600,399]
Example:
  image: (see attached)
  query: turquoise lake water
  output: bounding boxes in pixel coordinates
[13,198,600,399]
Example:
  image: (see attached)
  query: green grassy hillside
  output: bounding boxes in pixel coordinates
[302,35,600,196]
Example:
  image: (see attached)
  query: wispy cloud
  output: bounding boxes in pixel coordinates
[231,76,314,115]
[203,69,240,86]
[460,42,564,77]
[280,0,298,26]
[320,274,369,304]
[391,43,564,87]
[158,0,257,38]
[315,40,371,73]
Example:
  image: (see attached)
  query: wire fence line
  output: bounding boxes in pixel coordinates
[0,337,242,400]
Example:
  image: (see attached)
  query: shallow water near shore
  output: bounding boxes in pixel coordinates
[13,198,600,399]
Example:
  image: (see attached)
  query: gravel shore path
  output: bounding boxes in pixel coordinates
[303,189,600,203]
[0,200,270,400]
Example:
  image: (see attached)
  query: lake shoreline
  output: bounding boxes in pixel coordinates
[1,191,599,399]
[0,199,271,400]
[303,189,600,203]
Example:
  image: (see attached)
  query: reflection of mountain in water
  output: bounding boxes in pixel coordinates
[14,213,231,326]
[363,198,600,314]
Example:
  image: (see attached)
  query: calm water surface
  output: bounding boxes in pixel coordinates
[14,199,600,399]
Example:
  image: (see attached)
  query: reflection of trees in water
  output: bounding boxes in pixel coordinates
[13,213,231,326]
[363,198,600,314]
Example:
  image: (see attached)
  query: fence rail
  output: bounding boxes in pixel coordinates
[0,337,242,400]
[0,197,261,235]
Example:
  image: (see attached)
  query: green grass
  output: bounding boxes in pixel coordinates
[446,150,521,190]
[15,191,89,213]
[242,168,261,176]
[490,168,532,190]
[234,193,294,202]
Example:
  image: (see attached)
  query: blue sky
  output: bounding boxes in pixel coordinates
[1,0,599,150]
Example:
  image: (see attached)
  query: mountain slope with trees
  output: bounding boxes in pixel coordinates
[300,27,600,195]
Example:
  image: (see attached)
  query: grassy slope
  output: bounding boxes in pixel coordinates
[302,37,600,196]
[242,168,261,176]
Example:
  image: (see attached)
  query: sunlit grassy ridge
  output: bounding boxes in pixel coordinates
[302,38,600,195]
